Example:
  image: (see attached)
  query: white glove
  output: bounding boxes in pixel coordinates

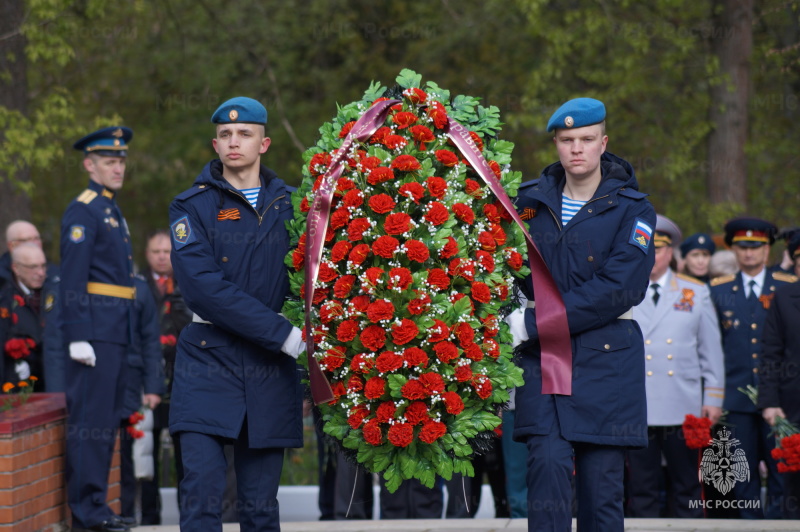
[504,307,530,348]
[15,360,31,380]
[69,341,96,367]
[281,327,305,359]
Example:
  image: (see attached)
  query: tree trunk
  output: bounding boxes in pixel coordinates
[0,0,32,235]
[707,0,753,209]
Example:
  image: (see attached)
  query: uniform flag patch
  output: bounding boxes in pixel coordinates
[171,216,196,250]
[630,218,653,254]
[70,225,85,243]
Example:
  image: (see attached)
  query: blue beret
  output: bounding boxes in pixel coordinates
[547,98,606,132]
[724,217,777,248]
[211,97,267,126]
[654,214,681,248]
[680,233,716,258]
[73,126,133,157]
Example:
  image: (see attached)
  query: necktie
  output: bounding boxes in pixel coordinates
[27,289,42,315]
[747,279,758,307]
[156,276,168,297]
[651,283,660,305]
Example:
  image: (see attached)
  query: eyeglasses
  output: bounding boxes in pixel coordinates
[15,263,46,271]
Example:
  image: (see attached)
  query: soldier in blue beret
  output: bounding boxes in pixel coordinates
[680,232,716,283]
[61,126,149,532]
[509,97,656,531]
[168,97,303,531]
[709,216,797,518]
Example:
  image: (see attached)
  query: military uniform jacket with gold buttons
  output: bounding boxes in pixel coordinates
[60,180,134,345]
[710,270,797,413]
[168,160,302,448]
[633,271,725,426]
[513,152,655,448]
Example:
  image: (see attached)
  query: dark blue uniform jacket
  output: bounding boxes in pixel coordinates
[168,160,302,448]
[513,152,656,447]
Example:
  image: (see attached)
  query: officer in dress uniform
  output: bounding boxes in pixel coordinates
[507,98,656,532]
[168,97,305,531]
[61,126,138,532]
[627,215,725,517]
[758,231,800,518]
[709,217,797,519]
[680,232,716,284]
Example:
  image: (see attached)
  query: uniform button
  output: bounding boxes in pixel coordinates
[128,255,132,260]
[604,344,610,350]
[222,257,229,263]
[201,340,207,346]
[274,205,279,210]
[753,368,759,374]
[646,355,652,360]
[645,339,652,345]
[751,338,758,344]
[124,238,128,243]
[587,256,594,262]
[647,371,653,377]
[751,323,758,330]
[667,355,673,360]
[130,273,134,277]
[588,208,593,213]
[668,371,674,376]
[752,354,758,359]
[666,339,673,344]
[607,200,613,204]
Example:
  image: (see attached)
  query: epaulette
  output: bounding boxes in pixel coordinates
[676,272,705,285]
[710,274,736,287]
[76,189,98,204]
[174,183,212,202]
[617,187,648,200]
[772,271,799,283]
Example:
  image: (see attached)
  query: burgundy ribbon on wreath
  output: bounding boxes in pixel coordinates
[304,99,403,404]
[447,119,572,396]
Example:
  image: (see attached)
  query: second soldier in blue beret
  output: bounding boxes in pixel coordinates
[510,97,656,531]
[167,97,303,531]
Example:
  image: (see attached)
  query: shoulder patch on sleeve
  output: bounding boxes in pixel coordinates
[772,271,798,283]
[69,225,86,243]
[676,272,705,285]
[629,217,652,254]
[710,274,736,287]
[76,189,98,204]
[171,216,197,250]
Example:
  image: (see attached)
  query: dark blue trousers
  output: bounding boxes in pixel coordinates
[178,427,284,531]
[64,341,128,529]
[525,424,625,532]
[724,411,783,519]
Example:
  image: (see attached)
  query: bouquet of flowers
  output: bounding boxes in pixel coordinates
[282,70,529,491]
[682,414,713,449]
[740,384,800,473]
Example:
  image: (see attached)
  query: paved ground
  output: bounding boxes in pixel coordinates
[131,518,800,531]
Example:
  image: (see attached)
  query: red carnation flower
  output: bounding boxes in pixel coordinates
[375,351,404,374]
[452,203,475,224]
[484,338,500,359]
[476,250,495,273]
[364,267,385,288]
[404,401,429,425]
[682,414,713,450]
[408,293,431,315]
[348,243,371,265]
[364,376,386,399]
[363,419,383,446]
[384,134,408,150]
[368,166,395,185]
[448,258,475,281]
[299,197,311,212]
[404,240,430,263]
[482,315,499,338]
[369,126,391,145]
[308,152,332,175]
[472,374,493,399]
[463,343,484,362]
[376,401,397,423]
[388,267,413,290]
[419,372,445,395]
[483,203,501,223]
[478,231,496,251]
[333,275,356,298]
[404,87,427,104]
[440,237,459,259]
[368,194,396,214]
[454,322,475,346]
[299,285,328,305]
[488,160,502,179]
[435,149,459,167]
[471,281,492,304]
[426,176,448,199]
[392,111,418,129]
[319,301,344,324]
[391,319,419,346]
[469,131,484,151]
[318,262,339,283]
[349,295,371,315]
[13,294,25,307]
[455,364,473,382]
[409,124,435,150]
[384,213,412,235]
[330,240,353,263]
[373,235,400,259]
[507,251,523,271]
[342,189,364,208]
[401,379,428,400]
[434,341,459,363]
[442,391,464,415]
[339,120,356,138]
[336,319,360,343]
[367,299,395,323]
[360,156,381,172]
[388,422,414,447]
[490,223,507,245]
[427,269,451,291]
[347,404,369,429]
[426,101,448,130]
[464,178,483,198]
[291,249,304,271]
[398,182,425,203]
[403,347,429,368]
[5,338,33,360]
[347,375,364,393]
[321,346,346,370]
[419,420,447,444]
[347,218,371,241]
[391,155,421,172]
[424,202,450,226]
[350,353,374,374]
[361,325,386,352]
[336,177,356,194]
